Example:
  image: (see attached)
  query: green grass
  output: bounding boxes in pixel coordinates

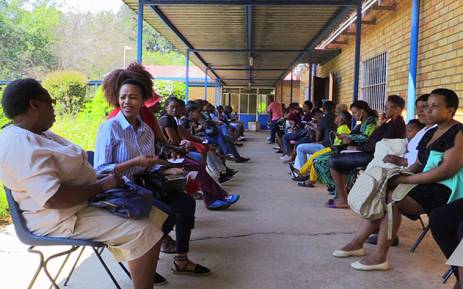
[0,113,105,224]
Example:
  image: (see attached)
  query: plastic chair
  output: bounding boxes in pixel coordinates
[4,187,132,289]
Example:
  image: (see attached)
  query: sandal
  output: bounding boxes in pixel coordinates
[326,202,350,209]
[288,163,301,179]
[172,259,211,276]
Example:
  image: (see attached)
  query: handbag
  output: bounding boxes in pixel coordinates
[134,172,186,202]
[89,181,153,219]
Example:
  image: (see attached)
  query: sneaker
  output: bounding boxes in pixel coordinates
[233,157,250,163]
[237,136,247,141]
[207,200,231,210]
[280,154,288,160]
[218,173,233,183]
[281,155,291,162]
[225,194,240,205]
[272,145,281,150]
[226,168,239,177]
[266,136,271,141]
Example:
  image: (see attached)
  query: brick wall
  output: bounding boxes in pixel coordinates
[275,80,303,105]
[312,0,463,111]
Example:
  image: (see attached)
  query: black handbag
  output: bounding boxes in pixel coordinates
[89,181,153,219]
[134,172,186,202]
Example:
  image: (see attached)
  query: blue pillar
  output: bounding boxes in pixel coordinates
[307,64,313,101]
[407,0,420,121]
[313,64,317,77]
[204,67,208,101]
[137,0,144,63]
[185,48,190,103]
[353,0,362,102]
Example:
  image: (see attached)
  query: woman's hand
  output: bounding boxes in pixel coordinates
[136,154,161,167]
[383,154,407,166]
[389,174,412,187]
[98,174,123,191]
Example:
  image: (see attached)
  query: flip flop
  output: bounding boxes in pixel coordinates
[327,202,350,209]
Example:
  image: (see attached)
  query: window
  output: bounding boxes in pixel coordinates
[360,53,388,112]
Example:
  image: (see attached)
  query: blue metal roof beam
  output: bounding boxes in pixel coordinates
[148,4,223,84]
[275,5,354,84]
[143,0,356,5]
[246,5,253,86]
[190,49,306,52]
[212,67,287,71]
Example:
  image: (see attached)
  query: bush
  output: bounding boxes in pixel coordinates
[81,86,111,118]
[153,80,185,101]
[42,70,88,115]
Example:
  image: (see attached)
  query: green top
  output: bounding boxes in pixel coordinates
[333,124,351,146]
[423,150,463,203]
[347,116,377,144]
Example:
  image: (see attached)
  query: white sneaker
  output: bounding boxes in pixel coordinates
[280,155,291,162]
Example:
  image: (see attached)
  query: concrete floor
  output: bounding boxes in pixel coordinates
[0,131,455,289]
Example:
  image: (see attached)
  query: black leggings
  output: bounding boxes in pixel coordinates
[328,152,373,172]
[429,198,463,280]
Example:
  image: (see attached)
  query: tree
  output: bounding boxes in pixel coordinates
[0,0,60,79]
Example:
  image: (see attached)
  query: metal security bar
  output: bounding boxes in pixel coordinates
[360,52,388,112]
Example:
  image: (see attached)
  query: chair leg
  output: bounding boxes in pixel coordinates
[410,225,430,253]
[443,266,454,284]
[28,245,80,289]
[92,247,122,289]
[418,215,426,230]
[63,246,86,286]
[118,262,131,278]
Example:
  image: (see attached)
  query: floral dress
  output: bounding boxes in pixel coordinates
[313,116,377,194]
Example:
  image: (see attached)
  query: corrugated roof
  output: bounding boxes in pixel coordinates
[122,1,354,87]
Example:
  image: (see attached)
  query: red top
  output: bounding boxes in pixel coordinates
[108,106,156,132]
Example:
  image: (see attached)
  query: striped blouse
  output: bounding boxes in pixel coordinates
[94,111,160,179]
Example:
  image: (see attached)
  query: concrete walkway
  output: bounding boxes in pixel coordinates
[0,131,455,289]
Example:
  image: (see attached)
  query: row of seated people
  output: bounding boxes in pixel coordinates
[267,90,463,287]
[0,63,250,289]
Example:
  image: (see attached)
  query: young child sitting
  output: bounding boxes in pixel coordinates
[296,110,352,187]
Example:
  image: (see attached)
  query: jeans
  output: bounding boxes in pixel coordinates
[205,134,240,158]
[159,190,196,254]
[429,198,463,280]
[282,132,296,155]
[269,120,279,143]
[328,152,373,172]
[206,151,226,175]
[295,143,325,169]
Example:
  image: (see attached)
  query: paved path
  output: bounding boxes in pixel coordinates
[0,132,454,289]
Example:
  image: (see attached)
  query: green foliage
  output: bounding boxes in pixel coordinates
[82,86,111,118]
[153,80,186,101]
[42,70,88,115]
[0,0,60,79]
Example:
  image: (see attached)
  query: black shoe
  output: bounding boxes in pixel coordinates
[275,150,283,154]
[219,173,233,183]
[234,157,250,163]
[365,234,399,247]
[155,272,167,285]
[226,168,239,177]
[292,175,309,182]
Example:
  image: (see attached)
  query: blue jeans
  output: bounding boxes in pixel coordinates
[282,132,296,155]
[295,143,325,169]
[205,134,240,158]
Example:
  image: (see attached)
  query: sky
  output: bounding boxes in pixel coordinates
[58,0,123,13]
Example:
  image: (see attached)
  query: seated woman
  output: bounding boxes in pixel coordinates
[296,110,352,187]
[159,97,240,210]
[291,101,337,166]
[314,100,377,201]
[333,88,463,271]
[328,95,406,208]
[427,129,463,288]
[0,79,165,289]
[94,74,211,275]
[181,101,238,183]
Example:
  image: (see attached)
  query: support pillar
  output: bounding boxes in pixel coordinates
[407,0,420,121]
[353,0,363,102]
